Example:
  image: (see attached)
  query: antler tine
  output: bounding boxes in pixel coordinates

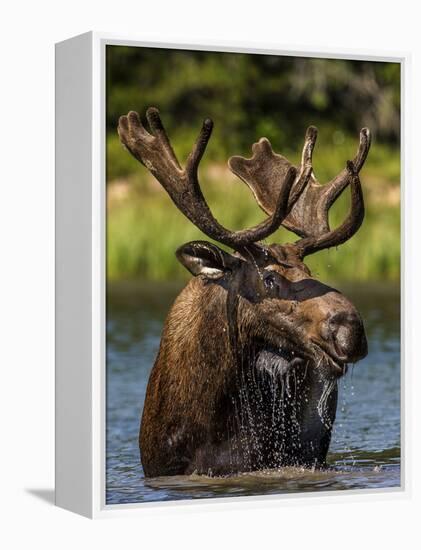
[145,107,182,169]
[295,161,364,256]
[354,127,371,171]
[118,108,297,251]
[302,126,318,166]
[288,125,318,206]
[185,117,214,177]
[324,128,371,208]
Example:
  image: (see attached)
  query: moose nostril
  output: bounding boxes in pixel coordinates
[327,312,367,359]
[329,312,358,337]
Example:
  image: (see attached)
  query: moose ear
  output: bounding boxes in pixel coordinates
[176,241,239,279]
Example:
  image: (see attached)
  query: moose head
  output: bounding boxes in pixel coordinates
[118,108,370,476]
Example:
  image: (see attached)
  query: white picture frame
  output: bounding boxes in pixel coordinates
[55,31,408,518]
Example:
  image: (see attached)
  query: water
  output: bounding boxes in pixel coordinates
[106,281,400,504]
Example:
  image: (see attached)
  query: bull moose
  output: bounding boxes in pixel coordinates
[117,108,370,477]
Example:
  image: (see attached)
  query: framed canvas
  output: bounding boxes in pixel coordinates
[55,32,407,518]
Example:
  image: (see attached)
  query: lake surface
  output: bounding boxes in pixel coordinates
[106,281,401,504]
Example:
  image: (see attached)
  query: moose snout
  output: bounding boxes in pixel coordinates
[323,311,368,362]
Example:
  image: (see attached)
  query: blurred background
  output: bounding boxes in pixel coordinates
[106,46,400,283]
[105,46,401,504]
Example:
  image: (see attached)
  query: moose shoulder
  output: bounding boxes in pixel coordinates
[118,108,370,477]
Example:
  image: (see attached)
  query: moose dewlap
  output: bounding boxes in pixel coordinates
[118,108,370,477]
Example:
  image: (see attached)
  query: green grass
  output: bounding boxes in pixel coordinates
[106,130,400,184]
[106,134,400,283]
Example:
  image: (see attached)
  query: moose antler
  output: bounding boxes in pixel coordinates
[229,126,317,215]
[118,108,297,251]
[229,127,371,257]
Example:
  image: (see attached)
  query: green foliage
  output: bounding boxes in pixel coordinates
[107,190,400,283]
[106,46,400,159]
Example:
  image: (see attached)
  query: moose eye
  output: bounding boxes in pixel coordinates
[263,273,277,291]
